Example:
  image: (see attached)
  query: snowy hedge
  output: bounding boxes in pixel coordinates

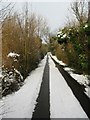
[2,66,23,96]
[56,23,89,74]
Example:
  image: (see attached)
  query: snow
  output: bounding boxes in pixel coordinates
[70,73,90,98]
[0,55,47,118]
[0,69,2,120]
[49,56,88,118]
[70,74,89,86]
[0,100,3,120]
[85,87,90,98]
[0,53,89,118]
[57,34,60,37]
[64,67,90,98]
[0,74,2,79]
[7,52,20,58]
[61,33,67,39]
[57,31,62,35]
[51,53,90,98]
[84,24,88,29]
[14,68,23,80]
[64,67,74,73]
[57,31,63,37]
[69,28,71,31]
[50,54,66,66]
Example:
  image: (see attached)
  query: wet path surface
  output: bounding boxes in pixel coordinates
[51,56,90,119]
[32,55,50,119]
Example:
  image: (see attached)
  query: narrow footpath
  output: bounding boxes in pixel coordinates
[0,54,89,119]
[51,56,90,119]
[32,55,50,119]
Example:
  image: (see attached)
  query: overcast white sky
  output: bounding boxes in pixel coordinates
[14,2,73,32]
[32,2,72,32]
[1,1,74,32]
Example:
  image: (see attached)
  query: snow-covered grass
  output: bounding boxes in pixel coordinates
[70,73,90,98]
[64,67,74,73]
[85,87,90,98]
[70,73,89,86]
[49,56,88,118]
[50,54,66,66]
[0,55,47,118]
[50,53,90,98]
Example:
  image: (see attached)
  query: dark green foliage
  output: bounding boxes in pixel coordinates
[53,23,89,74]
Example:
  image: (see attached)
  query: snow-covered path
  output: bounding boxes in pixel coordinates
[0,56,46,118]
[49,56,88,118]
[0,54,88,119]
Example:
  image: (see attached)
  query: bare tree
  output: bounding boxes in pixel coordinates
[88,1,90,23]
[0,2,15,24]
[36,15,50,43]
[71,0,87,25]
[0,2,15,70]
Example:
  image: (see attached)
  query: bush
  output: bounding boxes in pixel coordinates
[55,45,68,64]
[55,24,89,74]
[2,66,23,96]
